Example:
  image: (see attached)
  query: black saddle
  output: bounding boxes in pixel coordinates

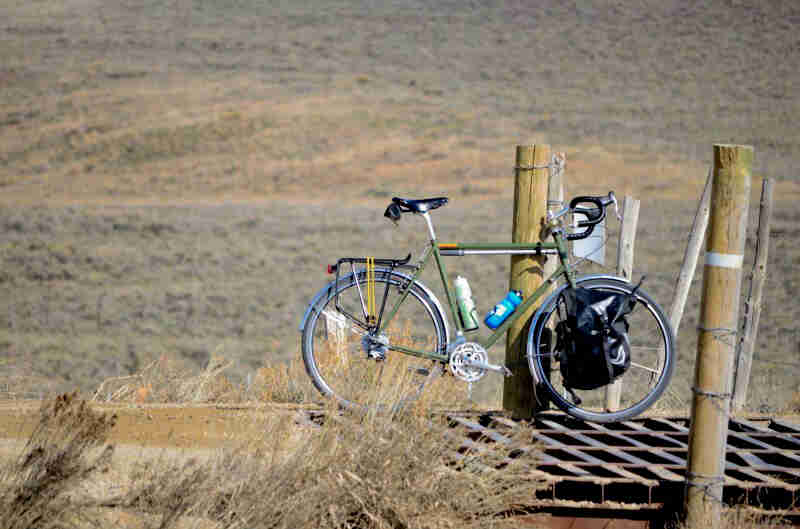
[391,197,449,213]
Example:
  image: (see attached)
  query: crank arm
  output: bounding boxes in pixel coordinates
[462,358,512,377]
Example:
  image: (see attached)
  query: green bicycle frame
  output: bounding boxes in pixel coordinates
[376,230,576,363]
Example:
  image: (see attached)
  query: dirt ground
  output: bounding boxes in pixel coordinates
[0,399,313,448]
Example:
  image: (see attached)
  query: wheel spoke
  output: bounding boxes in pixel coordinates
[304,272,454,411]
[629,361,659,374]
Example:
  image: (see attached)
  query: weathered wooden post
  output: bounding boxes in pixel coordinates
[605,196,640,411]
[685,144,752,528]
[670,169,713,338]
[503,144,550,419]
[732,178,774,412]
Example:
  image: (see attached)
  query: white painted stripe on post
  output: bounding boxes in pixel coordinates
[705,252,744,269]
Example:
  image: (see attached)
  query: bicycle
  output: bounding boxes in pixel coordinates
[299,192,676,422]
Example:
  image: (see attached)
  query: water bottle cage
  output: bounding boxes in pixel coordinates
[484,291,523,330]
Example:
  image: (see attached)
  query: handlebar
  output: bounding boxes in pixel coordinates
[562,191,618,241]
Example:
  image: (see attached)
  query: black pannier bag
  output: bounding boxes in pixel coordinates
[554,283,640,392]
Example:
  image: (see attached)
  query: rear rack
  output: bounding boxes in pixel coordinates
[327,253,413,274]
[329,254,414,333]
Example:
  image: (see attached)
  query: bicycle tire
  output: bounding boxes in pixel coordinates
[527,277,676,423]
[301,269,448,411]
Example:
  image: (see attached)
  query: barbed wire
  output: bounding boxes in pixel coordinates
[685,471,726,506]
[697,325,738,348]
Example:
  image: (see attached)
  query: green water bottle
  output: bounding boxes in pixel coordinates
[453,276,479,332]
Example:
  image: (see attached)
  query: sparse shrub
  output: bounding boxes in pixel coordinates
[0,392,116,529]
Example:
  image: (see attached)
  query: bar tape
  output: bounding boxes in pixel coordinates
[705,251,744,269]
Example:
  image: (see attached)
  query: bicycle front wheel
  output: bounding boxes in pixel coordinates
[301,270,448,411]
[528,277,676,423]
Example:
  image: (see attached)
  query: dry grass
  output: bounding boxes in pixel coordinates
[3,190,800,410]
[122,406,541,529]
[1,391,543,529]
[301,317,472,411]
[92,351,242,404]
[2,0,799,203]
[99,319,473,411]
[0,353,61,400]
[677,507,794,529]
[253,355,312,404]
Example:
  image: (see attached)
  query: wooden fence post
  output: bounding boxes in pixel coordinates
[685,144,752,528]
[605,196,640,411]
[732,178,774,412]
[503,144,549,419]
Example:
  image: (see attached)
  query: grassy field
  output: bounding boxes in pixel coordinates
[1,0,799,411]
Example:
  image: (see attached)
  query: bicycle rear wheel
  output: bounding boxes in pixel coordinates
[528,277,676,423]
[301,270,448,411]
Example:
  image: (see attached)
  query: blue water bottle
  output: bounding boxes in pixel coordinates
[484,290,523,330]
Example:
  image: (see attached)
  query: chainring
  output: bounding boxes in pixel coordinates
[448,342,488,383]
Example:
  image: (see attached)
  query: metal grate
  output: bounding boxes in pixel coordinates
[294,409,800,514]
[447,411,800,513]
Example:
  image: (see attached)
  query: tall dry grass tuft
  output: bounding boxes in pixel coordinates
[93,350,242,404]
[124,402,541,528]
[0,392,116,529]
[254,354,314,404]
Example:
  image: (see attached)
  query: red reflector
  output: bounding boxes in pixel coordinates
[327,264,334,274]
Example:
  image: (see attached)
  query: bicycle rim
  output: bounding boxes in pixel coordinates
[302,273,447,411]
[530,278,676,422]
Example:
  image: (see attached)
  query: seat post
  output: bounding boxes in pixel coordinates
[421,212,437,241]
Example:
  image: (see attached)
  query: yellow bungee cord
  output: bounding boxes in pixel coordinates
[366,257,376,326]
